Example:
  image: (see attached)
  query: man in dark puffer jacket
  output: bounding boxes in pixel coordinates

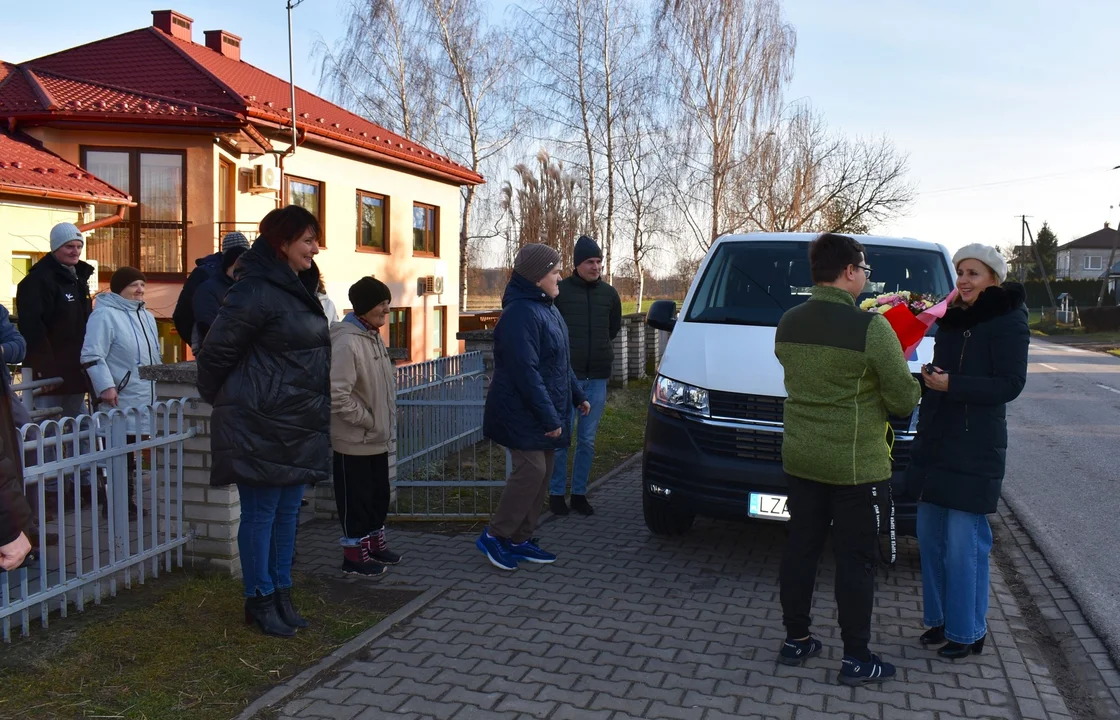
[549,235,622,516]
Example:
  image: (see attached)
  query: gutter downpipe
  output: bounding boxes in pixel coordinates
[76,202,129,233]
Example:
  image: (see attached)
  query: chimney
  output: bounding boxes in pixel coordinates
[1107,222,1112,229]
[204,30,242,61]
[152,10,193,42]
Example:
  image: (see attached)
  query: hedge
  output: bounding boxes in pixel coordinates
[1018,279,1116,308]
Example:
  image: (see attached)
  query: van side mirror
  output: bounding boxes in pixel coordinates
[647,300,677,332]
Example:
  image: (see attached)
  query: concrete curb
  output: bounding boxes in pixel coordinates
[236,585,446,720]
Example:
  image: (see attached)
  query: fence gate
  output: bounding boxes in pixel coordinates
[1,400,194,642]
[392,352,504,519]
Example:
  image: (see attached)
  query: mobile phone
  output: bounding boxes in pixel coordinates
[923,363,937,375]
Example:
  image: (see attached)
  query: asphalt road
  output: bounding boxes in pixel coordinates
[1003,337,1120,658]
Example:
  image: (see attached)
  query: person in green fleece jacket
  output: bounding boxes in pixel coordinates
[774,233,921,686]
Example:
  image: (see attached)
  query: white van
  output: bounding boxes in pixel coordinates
[642,232,956,537]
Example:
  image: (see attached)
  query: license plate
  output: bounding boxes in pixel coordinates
[749,493,790,521]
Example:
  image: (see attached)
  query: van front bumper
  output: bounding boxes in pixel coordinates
[641,404,918,537]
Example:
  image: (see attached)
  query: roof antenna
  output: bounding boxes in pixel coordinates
[285,0,308,158]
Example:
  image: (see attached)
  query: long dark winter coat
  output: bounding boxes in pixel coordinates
[15,254,94,396]
[553,274,622,380]
[905,283,1030,514]
[196,238,331,488]
[173,252,222,350]
[0,388,31,547]
[483,273,588,452]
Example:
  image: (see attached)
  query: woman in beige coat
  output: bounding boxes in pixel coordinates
[330,277,399,576]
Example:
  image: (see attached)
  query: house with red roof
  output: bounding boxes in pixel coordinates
[0,9,483,362]
[0,128,133,310]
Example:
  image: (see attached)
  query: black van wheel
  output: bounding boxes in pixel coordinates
[642,489,696,536]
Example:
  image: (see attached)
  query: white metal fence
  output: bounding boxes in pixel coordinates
[1,400,195,642]
[392,352,504,519]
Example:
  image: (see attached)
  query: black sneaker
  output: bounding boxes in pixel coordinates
[570,495,595,516]
[549,495,570,516]
[777,636,823,666]
[342,546,387,578]
[362,528,402,565]
[838,654,896,686]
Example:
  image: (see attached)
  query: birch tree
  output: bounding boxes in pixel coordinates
[659,0,796,250]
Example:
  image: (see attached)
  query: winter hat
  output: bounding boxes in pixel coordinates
[953,243,1007,283]
[514,243,561,283]
[574,235,603,267]
[221,231,250,252]
[221,245,248,272]
[50,222,84,252]
[349,276,392,316]
[110,266,146,295]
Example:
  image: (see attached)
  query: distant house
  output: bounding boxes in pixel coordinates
[0,129,132,312]
[0,9,484,363]
[1055,224,1119,281]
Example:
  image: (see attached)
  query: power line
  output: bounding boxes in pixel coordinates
[917,167,1105,197]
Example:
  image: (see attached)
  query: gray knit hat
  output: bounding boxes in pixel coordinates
[514,243,561,283]
[221,231,251,252]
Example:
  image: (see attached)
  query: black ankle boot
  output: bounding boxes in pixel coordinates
[920,625,945,646]
[549,495,570,516]
[244,593,296,637]
[274,587,309,629]
[937,634,985,659]
[570,495,595,516]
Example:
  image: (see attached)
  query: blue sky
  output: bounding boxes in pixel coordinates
[4,0,1118,254]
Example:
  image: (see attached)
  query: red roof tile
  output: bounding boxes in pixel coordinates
[0,129,132,205]
[2,23,483,186]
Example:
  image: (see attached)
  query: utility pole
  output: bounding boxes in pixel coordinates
[1099,209,1119,307]
[286,0,309,158]
[1023,218,1056,308]
[1018,215,1032,282]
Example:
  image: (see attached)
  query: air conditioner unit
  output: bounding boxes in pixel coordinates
[417,275,445,296]
[249,164,281,193]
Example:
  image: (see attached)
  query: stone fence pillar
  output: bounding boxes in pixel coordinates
[610,324,629,387]
[625,314,647,380]
[140,362,241,576]
[645,322,663,374]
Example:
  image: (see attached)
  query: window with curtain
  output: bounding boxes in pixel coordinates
[432,306,447,358]
[286,175,324,244]
[413,203,438,256]
[357,191,387,252]
[388,308,411,360]
[82,148,185,275]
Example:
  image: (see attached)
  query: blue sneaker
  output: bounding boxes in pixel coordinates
[507,537,557,564]
[838,654,896,686]
[777,636,823,666]
[476,530,518,571]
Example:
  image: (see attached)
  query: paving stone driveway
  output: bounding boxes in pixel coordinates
[281,460,1077,720]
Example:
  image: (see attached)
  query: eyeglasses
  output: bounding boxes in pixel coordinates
[856,264,873,279]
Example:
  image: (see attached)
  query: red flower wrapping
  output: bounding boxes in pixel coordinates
[881,303,928,351]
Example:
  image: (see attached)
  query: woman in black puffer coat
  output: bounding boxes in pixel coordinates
[197,206,330,638]
[906,243,1029,661]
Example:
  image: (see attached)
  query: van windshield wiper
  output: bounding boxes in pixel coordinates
[691,312,769,327]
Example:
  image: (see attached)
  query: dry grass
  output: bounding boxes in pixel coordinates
[0,572,414,720]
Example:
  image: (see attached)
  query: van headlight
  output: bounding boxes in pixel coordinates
[652,375,710,416]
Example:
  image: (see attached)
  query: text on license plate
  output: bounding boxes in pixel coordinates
[749,493,790,521]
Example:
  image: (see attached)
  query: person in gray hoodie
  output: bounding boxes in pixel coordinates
[329,277,399,576]
[81,267,162,429]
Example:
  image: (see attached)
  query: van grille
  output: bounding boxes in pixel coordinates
[707,390,918,434]
[686,419,915,470]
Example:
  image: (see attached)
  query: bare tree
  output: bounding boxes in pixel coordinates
[659,0,796,250]
[316,0,439,145]
[731,105,915,234]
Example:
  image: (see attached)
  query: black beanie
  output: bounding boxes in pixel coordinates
[349,276,392,315]
[574,235,603,267]
[110,266,146,294]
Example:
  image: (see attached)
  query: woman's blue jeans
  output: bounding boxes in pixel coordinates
[917,501,993,644]
[236,484,305,598]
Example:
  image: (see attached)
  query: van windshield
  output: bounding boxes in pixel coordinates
[685,241,954,327]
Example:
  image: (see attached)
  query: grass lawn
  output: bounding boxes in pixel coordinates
[0,572,416,720]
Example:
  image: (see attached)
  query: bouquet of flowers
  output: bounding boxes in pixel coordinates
[861,289,958,359]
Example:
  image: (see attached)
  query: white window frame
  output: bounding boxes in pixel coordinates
[1084,255,1104,271]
